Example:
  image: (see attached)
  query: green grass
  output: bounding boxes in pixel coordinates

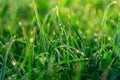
[0,0,120,80]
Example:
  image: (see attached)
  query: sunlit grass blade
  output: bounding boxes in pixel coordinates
[32,0,41,28]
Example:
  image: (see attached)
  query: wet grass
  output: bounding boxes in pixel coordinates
[0,0,120,80]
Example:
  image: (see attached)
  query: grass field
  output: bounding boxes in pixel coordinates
[0,0,120,80]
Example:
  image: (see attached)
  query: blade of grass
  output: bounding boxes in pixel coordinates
[101,58,115,80]
[68,18,84,50]
[32,0,41,28]
[101,1,117,53]
[54,58,89,65]
[101,1,117,28]
[114,16,120,58]
[0,38,14,80]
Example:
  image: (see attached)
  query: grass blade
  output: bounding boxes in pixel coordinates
[0,38,13,80]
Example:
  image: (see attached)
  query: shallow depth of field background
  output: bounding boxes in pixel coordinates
[0,0,120,80]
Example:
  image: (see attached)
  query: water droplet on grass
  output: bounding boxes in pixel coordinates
[30,38,34,43]
[108,37,112,41]
[19,22,22,26]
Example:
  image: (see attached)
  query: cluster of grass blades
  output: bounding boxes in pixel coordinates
[0,0,120,80]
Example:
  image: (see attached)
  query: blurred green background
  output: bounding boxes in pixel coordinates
[0,0,120,42]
